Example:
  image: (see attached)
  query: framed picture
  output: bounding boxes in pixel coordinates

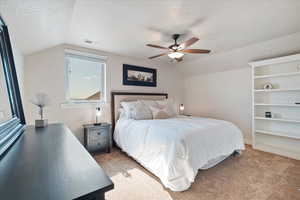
[123,64,157,87]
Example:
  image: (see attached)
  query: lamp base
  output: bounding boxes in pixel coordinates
[35,119,48,128]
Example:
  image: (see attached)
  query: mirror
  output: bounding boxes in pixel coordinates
[0,53,12,123]
[0,15,25,158]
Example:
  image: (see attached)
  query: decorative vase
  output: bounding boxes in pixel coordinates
[35,119,48,128]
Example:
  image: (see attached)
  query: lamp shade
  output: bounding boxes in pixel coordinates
[96,107,101,116]
[179,104,184,111]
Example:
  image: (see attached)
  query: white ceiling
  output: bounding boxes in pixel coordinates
[1,0,300,63]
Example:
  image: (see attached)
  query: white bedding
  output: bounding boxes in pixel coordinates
[114,116,245,191]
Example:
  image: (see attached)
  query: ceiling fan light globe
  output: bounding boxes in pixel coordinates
[168,52,184,59]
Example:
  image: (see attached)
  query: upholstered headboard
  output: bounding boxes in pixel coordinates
[111,91,168,131]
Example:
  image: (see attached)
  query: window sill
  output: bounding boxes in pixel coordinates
[60,101,106,109]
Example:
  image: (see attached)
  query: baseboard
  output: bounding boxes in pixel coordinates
[254,143,300,160]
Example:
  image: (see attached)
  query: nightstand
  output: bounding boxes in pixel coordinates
[83,123,112,153]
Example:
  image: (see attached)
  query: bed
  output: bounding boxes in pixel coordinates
[111,92,245,191]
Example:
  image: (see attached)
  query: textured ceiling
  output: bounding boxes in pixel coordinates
[0,0,300,63]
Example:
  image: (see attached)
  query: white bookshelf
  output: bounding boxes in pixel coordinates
[250,53,300,160]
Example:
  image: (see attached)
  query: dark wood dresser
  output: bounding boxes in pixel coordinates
[0,123,113,200]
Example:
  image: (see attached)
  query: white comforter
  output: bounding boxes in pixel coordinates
[114,116,245,191]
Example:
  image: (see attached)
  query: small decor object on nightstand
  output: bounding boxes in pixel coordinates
[83,123,112,153]
[30,92,50,128]
[265,112,272,118]
[263,82,273,90]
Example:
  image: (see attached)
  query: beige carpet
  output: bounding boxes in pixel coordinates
[94,145,300,200]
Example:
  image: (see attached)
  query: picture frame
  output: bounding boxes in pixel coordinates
[123,64,157,87]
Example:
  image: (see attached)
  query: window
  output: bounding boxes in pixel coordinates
[65,50,106,104]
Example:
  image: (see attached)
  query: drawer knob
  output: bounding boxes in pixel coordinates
[97,132,101,135]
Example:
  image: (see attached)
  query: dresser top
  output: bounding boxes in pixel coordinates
[0,123,113,200]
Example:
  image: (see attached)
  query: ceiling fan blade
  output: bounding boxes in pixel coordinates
[180,49,211,54]
[178,37,199,49]
[148,52,168,59]
[146,44,169,50]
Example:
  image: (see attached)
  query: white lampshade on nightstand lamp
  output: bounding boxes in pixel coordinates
[94,107,102,126]
[179,104,184,115]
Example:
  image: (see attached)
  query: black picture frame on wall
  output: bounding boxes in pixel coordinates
[123,64,157,87]
[0,15,26,158]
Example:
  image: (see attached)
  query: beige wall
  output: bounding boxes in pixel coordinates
[24,44,183,143]
[184,68,252,144]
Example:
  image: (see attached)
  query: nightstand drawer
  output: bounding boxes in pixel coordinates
[89,129,108,141]
[88,139,107,152]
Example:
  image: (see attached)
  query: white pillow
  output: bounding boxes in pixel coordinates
[149,105,172,119]
[156,99,177,117]
[120,101,152,120]
[138,100,158,118]
[139,100,158,107]
[120,101,138,119]
[118,108,128,119]
[132,102,152,120]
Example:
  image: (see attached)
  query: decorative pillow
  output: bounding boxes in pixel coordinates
[120,101,138,119]
[139,100,158,108]
[120,101,152,120]
[138,100,158,118]
[118,108,128,119]
[132,102,152,120]
[149,105,171,119]
[156,99,177,117]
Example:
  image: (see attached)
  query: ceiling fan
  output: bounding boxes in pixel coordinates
[146,34,211,62]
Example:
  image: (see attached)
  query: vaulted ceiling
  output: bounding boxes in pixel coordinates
[1,0,300,63]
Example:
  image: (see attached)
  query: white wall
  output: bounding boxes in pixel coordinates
[184,68,252,144]
[24,44,183,143]
[183,32,300,145]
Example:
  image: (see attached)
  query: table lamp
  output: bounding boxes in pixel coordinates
[94,107,102,126]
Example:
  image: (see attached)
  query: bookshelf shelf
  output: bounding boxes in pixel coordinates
[255,103,300,107]
[254,71,300,79]
[255,130,300,140]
